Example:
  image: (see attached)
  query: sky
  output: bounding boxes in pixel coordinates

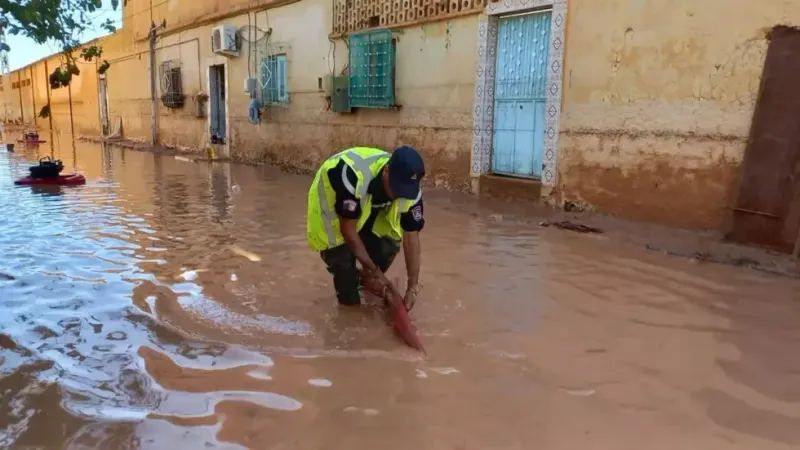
[5,0,122,70]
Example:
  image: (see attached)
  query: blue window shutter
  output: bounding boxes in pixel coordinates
[261,55,288,104]
[261,57,270,103]
[278,55,287,103]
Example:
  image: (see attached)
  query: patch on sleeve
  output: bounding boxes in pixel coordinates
[343,199,358,212]
[411,205,423,221]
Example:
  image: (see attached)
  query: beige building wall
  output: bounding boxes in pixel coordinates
[2,46,105,138]
[556,0,799,230]
[0,74,13,122]
[9,0,788,233]
[102,25,162,143]
[110,0,479,188]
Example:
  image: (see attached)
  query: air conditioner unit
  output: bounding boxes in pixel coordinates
[212,25,239,56]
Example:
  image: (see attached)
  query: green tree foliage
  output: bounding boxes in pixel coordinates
[0,0,119,85]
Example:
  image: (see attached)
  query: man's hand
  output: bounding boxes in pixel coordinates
[360,267,390,290]
[404,284,422,311]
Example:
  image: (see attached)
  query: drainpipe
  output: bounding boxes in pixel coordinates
[149,23,158,145]
[149,20,166,145]
[16,71,23,125]
[29,66,36,127]
[43,59,54,132]
[67,81,75,137]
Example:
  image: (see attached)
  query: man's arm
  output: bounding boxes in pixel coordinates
[403,231,421,288]
[400,199,424,310]
[340,218,383,277]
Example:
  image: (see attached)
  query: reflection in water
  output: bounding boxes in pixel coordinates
[0,141,799,449]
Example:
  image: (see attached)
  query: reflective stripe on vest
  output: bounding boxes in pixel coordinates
[316,150,388,248]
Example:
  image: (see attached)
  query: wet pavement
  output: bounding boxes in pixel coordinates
[0,139,799,449]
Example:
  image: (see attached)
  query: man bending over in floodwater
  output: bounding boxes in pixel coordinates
[306,145,425,310]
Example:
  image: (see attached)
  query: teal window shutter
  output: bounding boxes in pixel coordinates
[348,30,395,108]
[261,55,289,105]
[261,57,272,103]
[277,55,288,103]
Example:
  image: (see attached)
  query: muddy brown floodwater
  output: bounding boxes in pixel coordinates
[0,140,799,449]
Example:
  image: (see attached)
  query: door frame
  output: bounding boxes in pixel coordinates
[206,59,230,158]
[471,0,567,194]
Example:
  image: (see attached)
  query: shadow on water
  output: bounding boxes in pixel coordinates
[0,139,798,449]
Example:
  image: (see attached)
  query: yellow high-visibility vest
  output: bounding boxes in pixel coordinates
[307,147,421,251]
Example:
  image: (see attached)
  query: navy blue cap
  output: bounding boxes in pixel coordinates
[388,146,425,200]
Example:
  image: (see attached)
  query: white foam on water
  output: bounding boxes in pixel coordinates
[145,345,274,371]
[415,369,428,379]
[156,390,303,417]
[70,404,151,421]
[182,296,313,337]
[342,406,378,416]
[431,367,460,375]
[247,369,272,380]
[290,354,321,359]
[562,388,596,397]
[308,378,332,387]
[180,270,198,281]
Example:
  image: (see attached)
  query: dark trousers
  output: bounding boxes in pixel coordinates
[320,231,400,305]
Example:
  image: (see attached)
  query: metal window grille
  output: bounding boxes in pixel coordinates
[159,61,184,108]
[261,54,288,104]
[348,29,395,108]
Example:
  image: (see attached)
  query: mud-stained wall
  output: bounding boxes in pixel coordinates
[231,0,477,189]
[558,0,797,230]
[106,0,477,188]
[100,22,205,146]
[100,27,150,142]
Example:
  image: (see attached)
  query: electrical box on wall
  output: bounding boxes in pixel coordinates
[212,25,239,56]
[244,77,257,96]
[321,75,334,96]
[331,76,351,113]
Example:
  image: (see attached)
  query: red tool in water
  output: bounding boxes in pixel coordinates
[384,282,425,353]
[359,272,425,352]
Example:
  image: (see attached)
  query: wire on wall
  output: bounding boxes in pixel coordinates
[247,12,252,80]
[237,11,271,102]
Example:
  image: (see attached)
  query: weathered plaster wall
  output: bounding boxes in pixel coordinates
[232,0,478,188]
[106,0,478,188]
[0,75,13,122]
[125,0,300,42]
[101,27,152,142]
[558,0,797,229]
[2,49,103,138]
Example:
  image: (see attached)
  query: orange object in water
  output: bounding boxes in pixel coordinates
[392,302,425,352]
[385,287,425,353]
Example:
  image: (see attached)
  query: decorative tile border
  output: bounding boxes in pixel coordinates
[471,15,498,175]
[470,0,567,188]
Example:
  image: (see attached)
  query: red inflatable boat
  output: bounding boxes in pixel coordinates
[17,140,47,144]
[14,173,86,186]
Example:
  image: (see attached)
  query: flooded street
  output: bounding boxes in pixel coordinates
[0,140,799,449]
